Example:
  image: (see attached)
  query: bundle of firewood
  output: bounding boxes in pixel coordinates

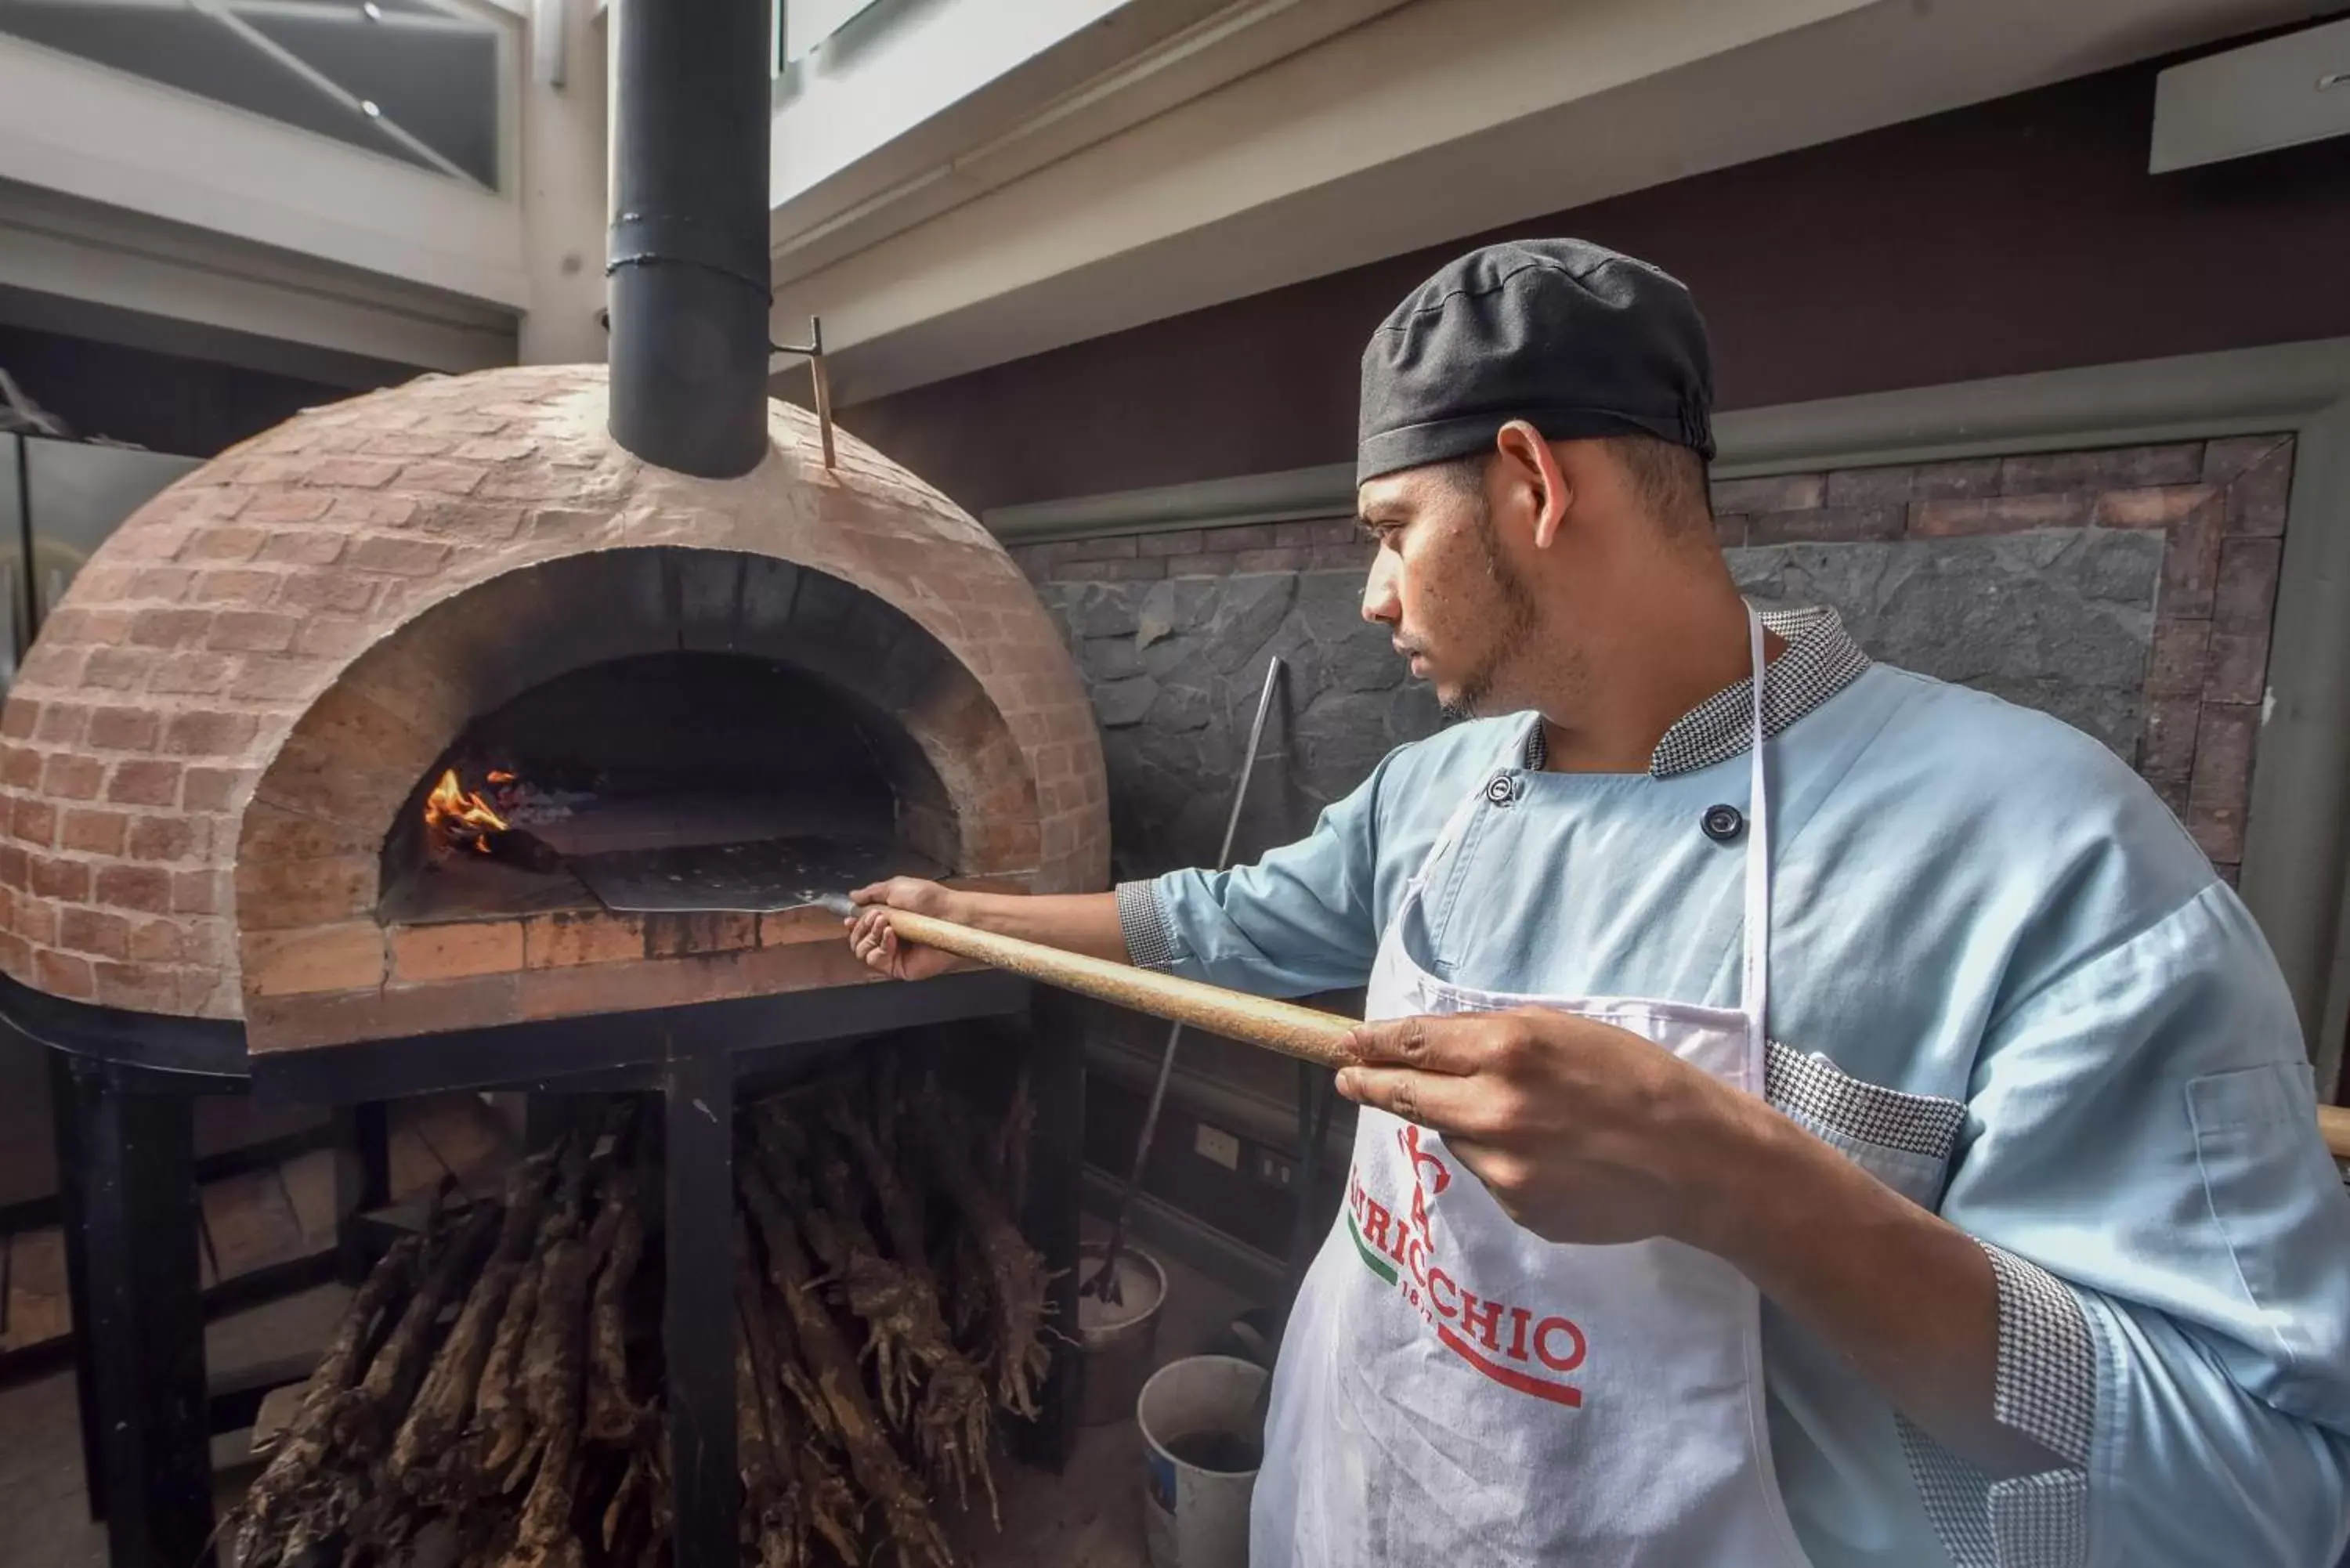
[229,1057,1052,1568]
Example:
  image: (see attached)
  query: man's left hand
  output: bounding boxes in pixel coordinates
[1336,1007,1777,1249]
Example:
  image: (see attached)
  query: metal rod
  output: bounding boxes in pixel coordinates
[1085,658,1285,1299]
[808,316,837,470]
[1007,995,1086,1468]
[771,316,837,469]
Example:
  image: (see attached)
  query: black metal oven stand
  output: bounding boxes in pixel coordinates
[0,968,1084,1568]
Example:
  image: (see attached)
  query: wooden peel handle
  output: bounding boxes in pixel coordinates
[872,906,1359,1071]
[2319,1105,2350,1163]
[873,907,2350,1164]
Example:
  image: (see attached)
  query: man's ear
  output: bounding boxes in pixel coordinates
[1494,421,1572,548]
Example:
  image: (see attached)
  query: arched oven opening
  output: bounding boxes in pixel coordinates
[378,649,957,926]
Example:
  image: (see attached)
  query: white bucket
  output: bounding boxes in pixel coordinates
[1078,1244,1167,1426]
[1136,1354,1267,1568]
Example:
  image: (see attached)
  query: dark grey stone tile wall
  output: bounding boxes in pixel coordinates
[1039,526,2163,877]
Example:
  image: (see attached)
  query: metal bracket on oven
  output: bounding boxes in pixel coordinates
[770,316,837,471]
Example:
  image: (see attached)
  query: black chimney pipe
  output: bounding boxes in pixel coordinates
[606,0,773,478]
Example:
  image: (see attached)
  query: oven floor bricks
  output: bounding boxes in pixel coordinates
[0,365,1108,1044]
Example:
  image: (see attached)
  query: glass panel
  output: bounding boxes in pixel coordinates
[21,438,201,626]
[783,0,883,63]
[245,12,499,185]
[0,0,505,188]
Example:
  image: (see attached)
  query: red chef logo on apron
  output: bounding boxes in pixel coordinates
[1343,1129,1588,1407]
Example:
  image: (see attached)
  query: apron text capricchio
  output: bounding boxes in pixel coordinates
[1344,1125,1589,1408]
[1251,609,1814,1568]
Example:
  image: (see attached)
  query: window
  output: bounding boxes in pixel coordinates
[778,0,882,69]
[0,0,512,190]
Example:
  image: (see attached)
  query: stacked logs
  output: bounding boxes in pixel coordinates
[230,1060,1053,1568]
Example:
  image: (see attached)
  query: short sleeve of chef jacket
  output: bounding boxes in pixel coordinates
[1126,664,2350,1567]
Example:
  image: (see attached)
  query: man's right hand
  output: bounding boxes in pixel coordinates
[844,880,1135,978]
[846,878,967,981]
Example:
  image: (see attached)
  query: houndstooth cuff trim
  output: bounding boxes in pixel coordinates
[1764,1042,1965,1162]
[1899,1421,2092,1568]
[1991,1471,2089,1568]
[1115,880,1182,972]
[1521,605,1871,778]
[1896,1249,2095,1568]
[1900,1415,2001,1568]
[1981,1245,2095,1467]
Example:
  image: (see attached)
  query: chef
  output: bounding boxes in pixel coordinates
[848,239,2350,1566]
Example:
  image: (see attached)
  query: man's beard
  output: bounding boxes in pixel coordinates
[1437,503,1540,722]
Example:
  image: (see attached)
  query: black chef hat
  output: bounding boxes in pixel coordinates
[1356,239,1716,486]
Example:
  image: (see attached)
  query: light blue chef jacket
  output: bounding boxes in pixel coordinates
[1128,642,2350,1566]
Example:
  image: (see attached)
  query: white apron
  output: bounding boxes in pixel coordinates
[1252,609,1812,1568]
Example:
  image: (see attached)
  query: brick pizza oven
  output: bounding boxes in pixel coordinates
[0,364,1108,1052]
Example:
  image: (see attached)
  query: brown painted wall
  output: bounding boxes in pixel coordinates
[837,39,2350,516]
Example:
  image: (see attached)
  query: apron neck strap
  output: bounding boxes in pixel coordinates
[1740,605,1771,1051]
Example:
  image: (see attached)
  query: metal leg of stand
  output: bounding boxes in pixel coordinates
[663,1043,738,1568]
[70,1061,212,1568]
[1013,988,1084,1470]
[49,1052,106,1522]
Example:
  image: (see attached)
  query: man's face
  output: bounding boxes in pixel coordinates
[1357,461,1542,719]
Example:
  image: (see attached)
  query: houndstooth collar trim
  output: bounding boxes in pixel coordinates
[1524,605,1871,778]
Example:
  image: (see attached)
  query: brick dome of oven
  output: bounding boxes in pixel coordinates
[0,364,1108,1046]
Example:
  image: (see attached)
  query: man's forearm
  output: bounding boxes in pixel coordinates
[1691,1098,2063,1479]
[942,889,1130,963]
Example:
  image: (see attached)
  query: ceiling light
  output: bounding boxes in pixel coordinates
[362,2,383,19]
[360,99,381,117]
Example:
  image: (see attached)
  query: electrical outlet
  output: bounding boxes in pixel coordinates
[1253,1148,1297,1190]
[1195,1123,1241,1171]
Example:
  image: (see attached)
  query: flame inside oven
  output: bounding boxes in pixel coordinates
[424,767,510,855]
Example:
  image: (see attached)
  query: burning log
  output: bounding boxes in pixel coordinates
[739,1161,953,1568]
[232,1235,424,1568]
[424,767,565,873]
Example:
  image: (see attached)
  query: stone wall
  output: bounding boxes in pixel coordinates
[1021,436,2294,887]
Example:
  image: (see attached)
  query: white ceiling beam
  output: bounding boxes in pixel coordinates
[0,182,515,374]
[771,0,2304,404]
